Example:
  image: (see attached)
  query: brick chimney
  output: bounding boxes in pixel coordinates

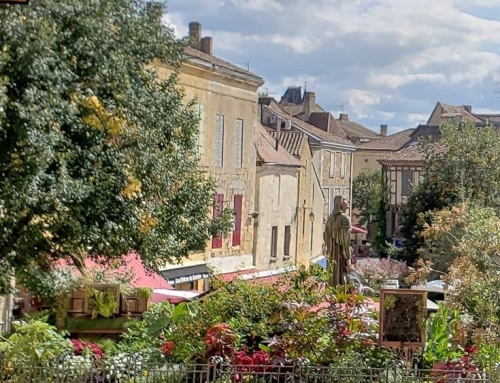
[189,22,201,49]
[200,37,213,55]
[380,124,388,137]
[339,113,349,121]
[304,92,316,120]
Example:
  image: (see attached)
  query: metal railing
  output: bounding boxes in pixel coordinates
[0,360,498,383]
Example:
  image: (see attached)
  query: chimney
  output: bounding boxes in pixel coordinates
[380,124,388,137]
[464,105,472,113]
[303,92,316,120]
[339,113,349,121]
[200,37,213,55]
[189,22,202,49]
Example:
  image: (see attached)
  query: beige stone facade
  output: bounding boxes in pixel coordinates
[154,23,263,285]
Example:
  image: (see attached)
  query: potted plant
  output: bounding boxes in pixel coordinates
[85,284,120,319]
[120,287,152,314]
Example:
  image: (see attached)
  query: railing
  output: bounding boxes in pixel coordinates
[0,360,498,383]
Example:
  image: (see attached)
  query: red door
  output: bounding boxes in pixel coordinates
[212,194,224,249]
[232,195,243,247]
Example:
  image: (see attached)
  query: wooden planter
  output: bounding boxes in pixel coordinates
[379,289,427,347]
[120,294,151,315]
[84,283,120,317]
[67,288,87,315]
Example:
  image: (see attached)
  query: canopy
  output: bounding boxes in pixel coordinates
[352,225,367,234]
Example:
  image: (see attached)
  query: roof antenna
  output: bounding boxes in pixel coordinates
[340,102,347,113]
[303,77,308,93]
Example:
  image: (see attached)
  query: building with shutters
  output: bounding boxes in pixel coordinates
[154,22,264,290]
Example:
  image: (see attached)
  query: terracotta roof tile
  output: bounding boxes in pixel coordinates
[267,130,305,157]
[265,104,355,148]
[184,46,263,82]
[280,104,325,117]
[336,119,380,140]
[357,129,414,151]
[435,102,482,123]
[379,145,425,164]
[256,124,303,167]
[308,112,347,139]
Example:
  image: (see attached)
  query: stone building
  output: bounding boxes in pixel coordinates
[155,22,264,289]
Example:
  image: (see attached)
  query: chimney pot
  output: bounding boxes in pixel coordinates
[303,92,316,120]
[339,113,349,121]
[380,124,388,137]
[200,37,213,55]
[189,22,202,49]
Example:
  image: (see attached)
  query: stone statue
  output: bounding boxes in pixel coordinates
[324,195,353,286]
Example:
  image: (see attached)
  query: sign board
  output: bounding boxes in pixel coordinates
[379,289,427,348]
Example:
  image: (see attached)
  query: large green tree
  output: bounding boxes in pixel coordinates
[398,122,500,265]
[352,169,382,226]
[0,0,230,286]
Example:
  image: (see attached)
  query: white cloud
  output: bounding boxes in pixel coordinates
[230,0,283,11]
[162,13,187,39]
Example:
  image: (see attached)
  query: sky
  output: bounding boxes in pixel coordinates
[164,0,500,135]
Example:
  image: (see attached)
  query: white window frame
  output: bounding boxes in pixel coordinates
[215,114,224,168]
[340,153,347,179]
[329,151,335,178]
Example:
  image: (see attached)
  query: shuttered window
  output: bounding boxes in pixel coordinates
[329,152,335,178]
[211,194,224,249]
[232,195,243,247]
[402,170,413,196]
[284,225,291,257]
[271,226,278,259]
[340,153,346,179]
[215,114,224,168]
[235,119,243,169]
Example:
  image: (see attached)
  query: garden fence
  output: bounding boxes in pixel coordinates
[0,360,499,383]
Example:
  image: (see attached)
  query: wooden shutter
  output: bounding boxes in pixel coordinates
[235,119,244,169]
[211,193,224,249]
[271,226,278,259]
[284,225,291,256]
[232,195,243,247]
[215,115,224,167]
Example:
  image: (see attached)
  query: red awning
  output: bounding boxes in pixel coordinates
[219,268,258,282]
[352,225,368,234]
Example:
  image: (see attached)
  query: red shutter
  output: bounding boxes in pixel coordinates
[232,195,243,247]
[211,194,224,249]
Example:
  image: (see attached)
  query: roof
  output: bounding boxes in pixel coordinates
[379,145,425,164]
[281,104,325,119]
[268,130,306,157]
[357,129,414,151]
[473,114,500,123]
[336,118,381,140]
[308,112,347,139]
[430,102,482,124]
[184,46,263,83]
[265,103,355,148]
[256,124,303,167]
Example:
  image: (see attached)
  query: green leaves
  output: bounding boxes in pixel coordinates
[352,169,382,226]
[0,0,228,283]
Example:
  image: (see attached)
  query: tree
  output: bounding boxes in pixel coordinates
[352,169,382,226]
[0,0,232,288]
[398,122,500,265]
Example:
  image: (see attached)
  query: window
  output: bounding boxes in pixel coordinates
[196,104,205,157]
[340,153,347,179]
[215,114,224,168]
[211,194,224,249]
[323,188,330,213]
[232,195,243,247]
[401,170,413,196]
[284,225,291,257]
[271,226,278,260]
[235,119,243,169]
[329,152,335,178]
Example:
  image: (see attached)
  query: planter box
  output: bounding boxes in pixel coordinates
[84,283,120,317]
[67,288,87,315]
[120,294,150,314]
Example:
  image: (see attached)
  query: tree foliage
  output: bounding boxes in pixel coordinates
[398,122,500,265]
[0,0,231,287]
[352,169,382,226]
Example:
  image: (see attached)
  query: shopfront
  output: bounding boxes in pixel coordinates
[159,263,211,292]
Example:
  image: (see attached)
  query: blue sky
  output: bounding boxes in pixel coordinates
[164,0,500,134]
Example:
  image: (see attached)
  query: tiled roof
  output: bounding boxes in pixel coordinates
[357,129,414,151]
[378,145,425,164]
[336,119,380,140]
[280,104,325,118]
[434,102,482,124]
[266,104,355,148]
[184,46,263,83]
[308,112,347,139]
[256,124,303,167]
[473,114,500,123]
[268,130,305,157]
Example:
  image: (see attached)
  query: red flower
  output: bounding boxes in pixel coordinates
[161,340,175,356]
[71,339,103,359]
